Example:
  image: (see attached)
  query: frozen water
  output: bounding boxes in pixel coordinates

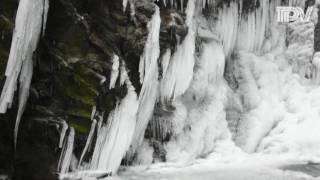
[130,6,161,154]
[0,0,49,146]
[58,128,75,174]
[159,0,196,102]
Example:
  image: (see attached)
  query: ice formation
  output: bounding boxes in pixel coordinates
[59,120,69,148]
[120,62,129,86]
[130,6,161,153]
[159,0,196,102]
[0,0,49,146]
[58,0,320,178]
[78,120,97,167]
[90,78,139,174]
[58,128,75,174]
[109,55,120,89]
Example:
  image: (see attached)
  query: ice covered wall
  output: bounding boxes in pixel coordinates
[137,0,320,164]
[159,0,196,101]
[164,40,232,163]
[90,73,139,174]
[130,6,161,154]
[229,0,320,159]
[0,0,49,146]
[210,0,282,58]
[57,0,320,177]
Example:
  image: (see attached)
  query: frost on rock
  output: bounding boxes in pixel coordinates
[0,0,49,146]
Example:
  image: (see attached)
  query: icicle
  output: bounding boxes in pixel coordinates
[58,128,75,174]
[213,1,239,58]
[0,0,49,146]
[42,0,49,36]
[160,0,196,102]
[90,106,96,121]
[96,112,104,136]
[59,120,68,148]
[90,78,139,174]
[312,52,320,84]
[130,6,161,154]
[120,62,128,86]
[14,54,33,146]
[109,55,120,89]
[123,0,129,12]
[78,120,97,167]
[161,49,171,77]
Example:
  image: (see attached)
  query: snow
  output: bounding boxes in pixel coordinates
[119,163,319,180]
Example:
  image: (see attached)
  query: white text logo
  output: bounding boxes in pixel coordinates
[277,6,313,23]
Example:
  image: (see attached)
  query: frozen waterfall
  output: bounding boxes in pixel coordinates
[57,0,320,178]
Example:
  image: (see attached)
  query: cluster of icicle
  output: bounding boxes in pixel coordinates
[157,0,216,9]
[0,0,49,146]
[59,3,162,178]
[59,65,138,179]
[59,0,320,178]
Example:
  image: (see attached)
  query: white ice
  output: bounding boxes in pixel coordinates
[58,128,75,174]
[90,78,139,174]
[109,55,120,89]
[130,6,161,154]
[0,0,49,146]
[159,0,196,102]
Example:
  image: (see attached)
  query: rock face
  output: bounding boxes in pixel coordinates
[0,0,187,179]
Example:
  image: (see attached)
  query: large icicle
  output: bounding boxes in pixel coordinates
[160,0,196,102]
[59,120,69,148]
[0,0,49,146]
[90,77,139,174]
[109,55,120,89]
[78,120,97,167]
[58,128,75,174]
[130,6,161,154]
[213,1,239,58]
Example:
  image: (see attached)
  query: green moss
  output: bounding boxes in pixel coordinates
[69,121,90,134]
